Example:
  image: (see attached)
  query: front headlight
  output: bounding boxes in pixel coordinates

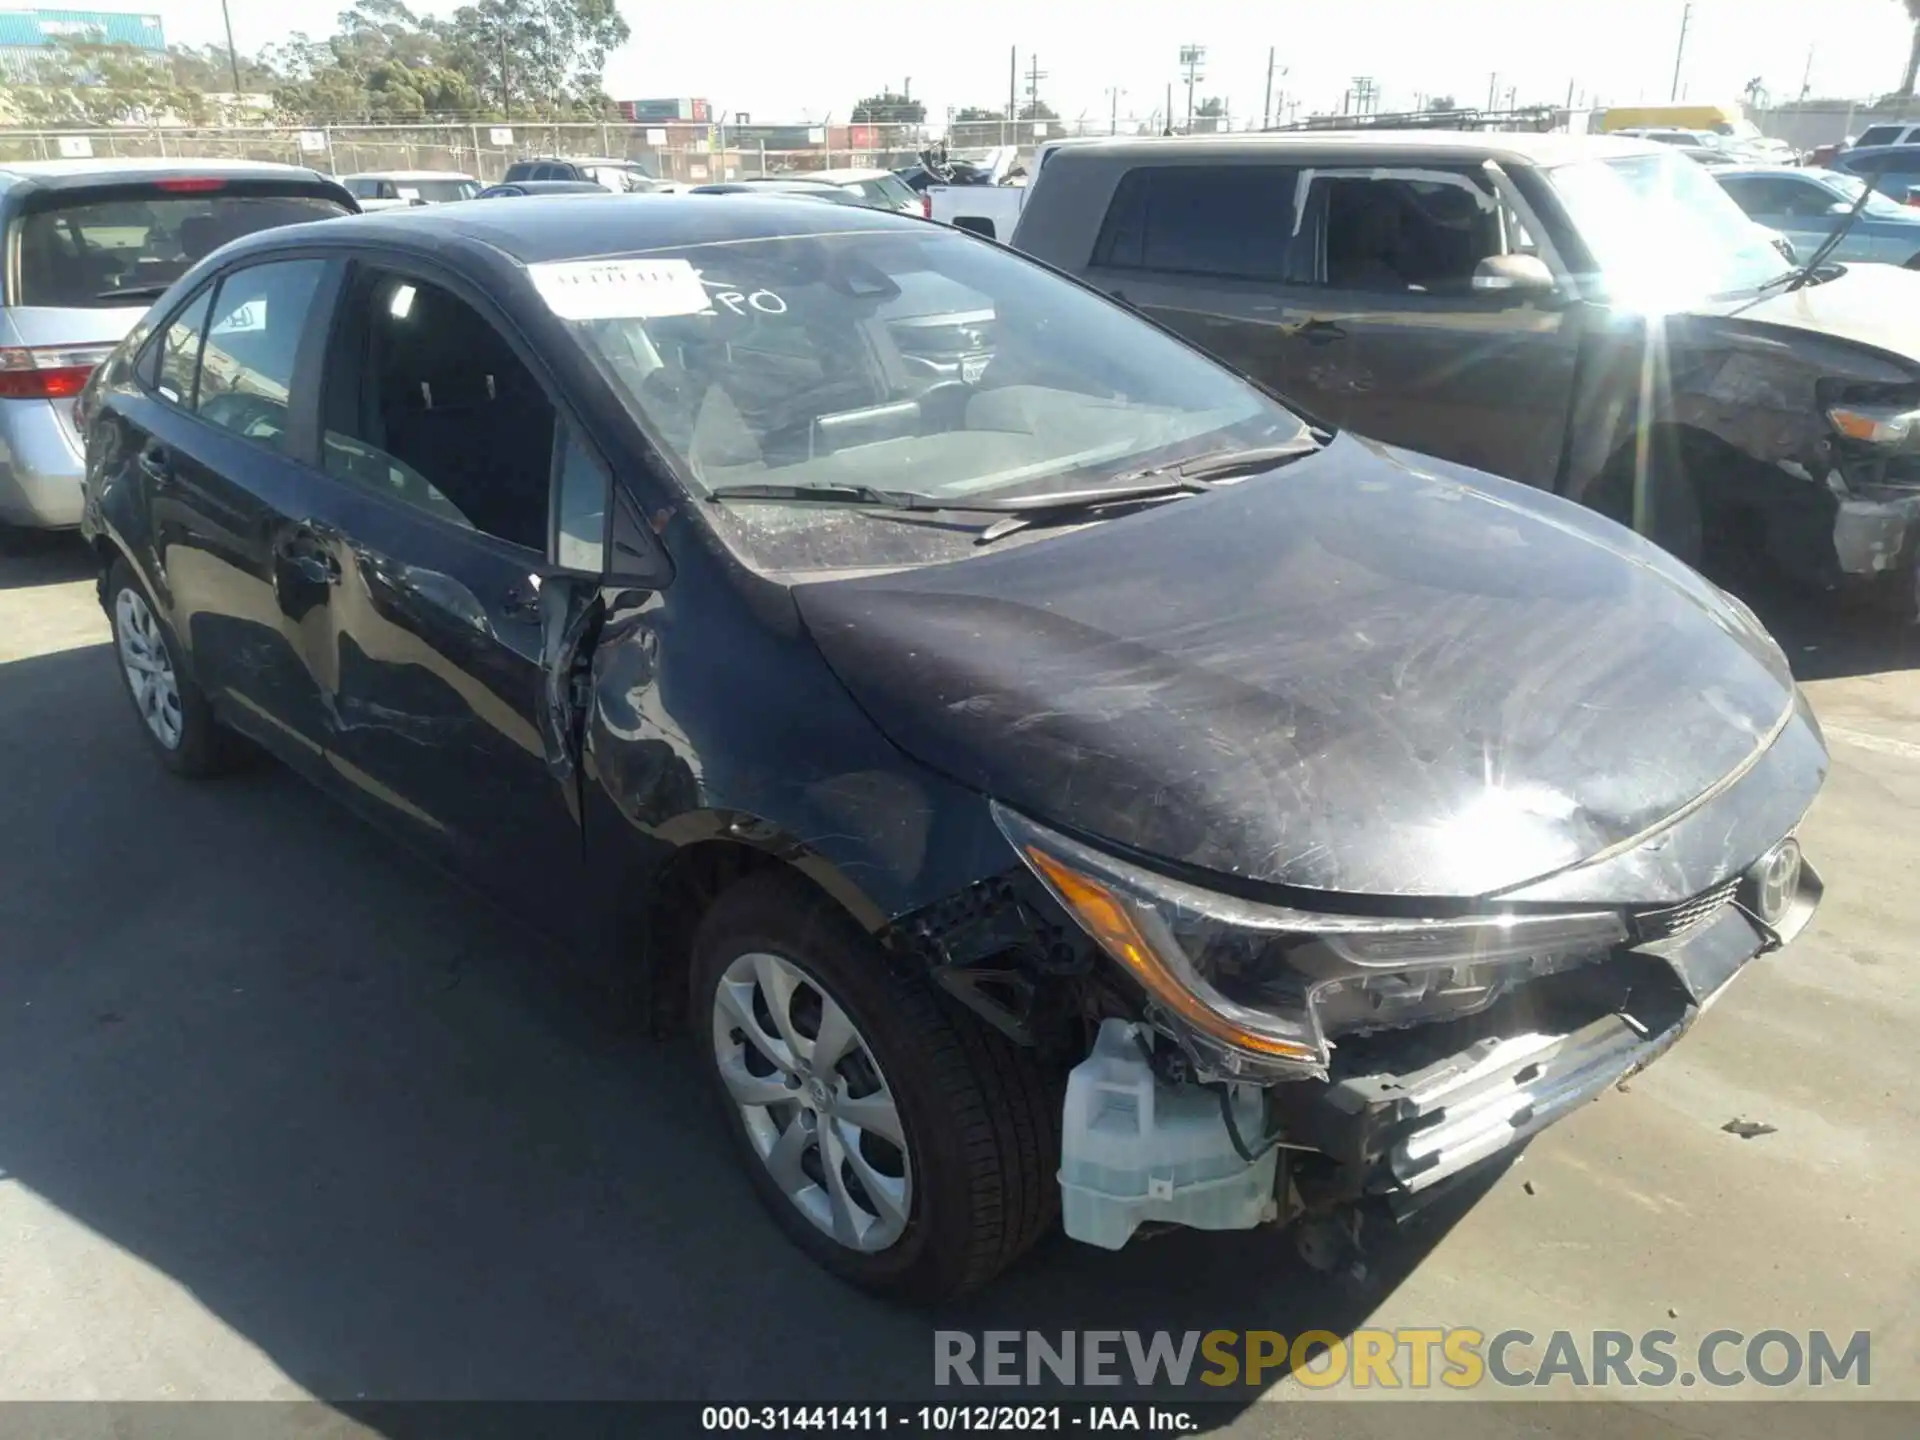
[994,804,1627,1079]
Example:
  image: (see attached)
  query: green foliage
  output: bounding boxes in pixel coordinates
[953,106,1003,122]
[8,37,210,126]
[12,0,638,125]
[851,91,926,124]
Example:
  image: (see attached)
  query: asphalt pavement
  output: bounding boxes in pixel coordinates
[1,531,1914,1434]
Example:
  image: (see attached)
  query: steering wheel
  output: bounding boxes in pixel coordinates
[914,379,973,433]
[198,391,287,441]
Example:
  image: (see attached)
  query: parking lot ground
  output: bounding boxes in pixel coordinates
[1,532,1916,1432]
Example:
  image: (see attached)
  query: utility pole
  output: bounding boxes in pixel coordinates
[1179,45,1205,133]
[1022,54,1047,144]
[1006,46,1016,147]
[1801,43,1816,100]
[219,0,242,95]
[1263,47,1275,130]
[1670,1,1692,103]
[1165,81,1173,135]
[1351,76,1376,115]
[1107,86,1125,135]
[1487,72,1499,111]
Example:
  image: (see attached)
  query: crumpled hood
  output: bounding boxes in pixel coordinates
[793,436,1805,900]
[1722,261,1920,366]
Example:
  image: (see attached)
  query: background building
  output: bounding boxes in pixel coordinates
[0,8,164,80]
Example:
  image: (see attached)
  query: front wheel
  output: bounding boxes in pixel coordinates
[692,870,1061,1300]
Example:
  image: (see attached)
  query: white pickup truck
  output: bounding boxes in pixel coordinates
[926,139,1101,240]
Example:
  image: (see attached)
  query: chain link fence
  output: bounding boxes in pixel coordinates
[0,120,935,183]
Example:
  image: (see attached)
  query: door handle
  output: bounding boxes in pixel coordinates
[275,528,341,586]
[1296,319,1348,346]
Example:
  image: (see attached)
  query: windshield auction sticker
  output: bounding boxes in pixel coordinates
[530,257,714,320]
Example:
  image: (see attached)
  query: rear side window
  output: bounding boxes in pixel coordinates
[13,192,347,308]
[194,259,329,454]
[150,288,213,407]
[1091,165,1302,281]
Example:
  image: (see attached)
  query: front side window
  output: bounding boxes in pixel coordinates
[1856,126,1903,148]
[548,228,1305,572]
[13,193,348,308]
[1547,151,1787,307]
[1093,165,1302,281]
[194,259,329,453]
[1822,171,1911,218]
[322,271,555,552]
[1312,172,1505,294]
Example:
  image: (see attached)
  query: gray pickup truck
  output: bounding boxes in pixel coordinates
[1011,131,1920,616]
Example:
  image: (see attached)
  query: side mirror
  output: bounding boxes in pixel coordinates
[1472,253,1557,298]
[952,215,997,240]
[1828,199,1854,216]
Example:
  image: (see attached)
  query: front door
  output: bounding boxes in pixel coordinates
[1280,168,1583,489]
[297,261,611,931]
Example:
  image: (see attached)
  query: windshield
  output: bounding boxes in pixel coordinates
[553,227,1306,570]
[1547,151,1786,307]
[13,193,348,307]
[1821,171,1911,219]
[406,178,479,203]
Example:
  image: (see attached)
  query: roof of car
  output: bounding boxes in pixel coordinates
[228,192,920,267]
[1837,144,1920,162]
[0,156,338,189]
[1038,130,1667,168]
[808,168,895,183]
[516,156,645,167]
[482,179,609,194]
[342,169,477,181]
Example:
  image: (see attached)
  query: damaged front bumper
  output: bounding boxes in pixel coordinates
[1058,855,1822,1248]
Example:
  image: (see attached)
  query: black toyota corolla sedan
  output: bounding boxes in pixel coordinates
[75,196,1826,1300]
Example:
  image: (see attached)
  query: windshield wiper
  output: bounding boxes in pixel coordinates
[972,441,1322,545]
[95,283,172,303]
[1783,160,1883,293]
[705,481,962,510]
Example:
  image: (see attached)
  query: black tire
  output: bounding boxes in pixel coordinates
[1585,438,1705,570]
[691,869,1061,1301]
[105,556,245,777]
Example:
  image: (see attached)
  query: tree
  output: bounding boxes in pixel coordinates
[10,37,209,126]
[440,0,627,118]
[1902,0,1920,96]
[1425,94,1458,111]
[953,106,1003,122]
[167,42,277,92]
[1191,95,1225,132]
[1016,100,1056,121]
[851,90,925,124]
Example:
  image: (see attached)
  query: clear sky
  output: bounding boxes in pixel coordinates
[164,0,1911,127]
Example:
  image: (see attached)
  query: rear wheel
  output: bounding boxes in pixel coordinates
[107,557,244,777]
[692,870,1061,1300]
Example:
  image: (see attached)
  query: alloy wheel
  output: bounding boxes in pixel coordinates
[114,586,183,750]
[711,951,913,1253]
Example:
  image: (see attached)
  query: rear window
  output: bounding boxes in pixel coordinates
[13,192,347,308]
[856,176,917,208]
[1092,164,1302,281]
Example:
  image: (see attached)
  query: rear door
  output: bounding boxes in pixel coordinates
[1077,161,1326,412]
[293,257,608,923]
[112,255,343,773]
